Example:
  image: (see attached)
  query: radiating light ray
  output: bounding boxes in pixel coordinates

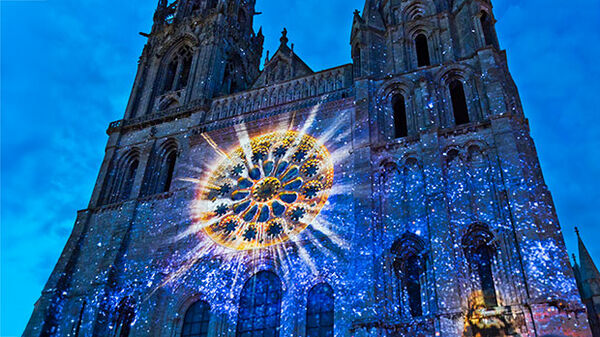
[234,124,254,167]
[201,133,230,160]
[157,95,354,292]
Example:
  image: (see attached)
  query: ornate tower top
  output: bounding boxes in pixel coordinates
[123,0,264,119]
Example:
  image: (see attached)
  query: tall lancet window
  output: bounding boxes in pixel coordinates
[392,233,426,318]
[353,46,362,78]
[449,79,470,125]
[472,243,498,308]
[480,11,495,47]
[181,300,210,337]
[100,152,140,206]
[415,34,431,67]
[161,150,178,192]
[392,94,408,138]
[141,140,178,197]
[463,224,499,308]
[162,46,193,95]
[113,297,135,337]
[306,283,334,337]
[120,159,139,201]
[236,271,282,337]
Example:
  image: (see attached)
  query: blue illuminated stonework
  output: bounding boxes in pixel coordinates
[24,0,595,336]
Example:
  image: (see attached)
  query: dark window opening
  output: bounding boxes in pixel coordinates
[480,12,495,47]
[120,160,138,201]
[161,150,177,193]
[415,34,431,67]
[236,271,282,337]
[353,47,361,77]
[175,55,192,91]
[473,245,498,308]
[162,47,193,95]
[392,94,408,138]
[181,300,210,337]
[114,298,135,337]
[238,9,247,26]
[164,60,178,93]
[306,283,334,337]
[405,255,423,317]
[222,54,245,95]
[191,0,201,12]
[449,80,470,125]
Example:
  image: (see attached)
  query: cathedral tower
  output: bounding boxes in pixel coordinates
[126,0,263,120]
[25,0,593,336]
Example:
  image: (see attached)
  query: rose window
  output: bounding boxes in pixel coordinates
[199,131,334,250]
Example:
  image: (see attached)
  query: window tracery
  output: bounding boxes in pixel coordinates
[392,233,427,317]
[181,300,210,337]
[162,46,193,95]
[236,271,282,337]
[306,283,334,337]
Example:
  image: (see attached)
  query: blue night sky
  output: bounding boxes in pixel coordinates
[2,0,599,335]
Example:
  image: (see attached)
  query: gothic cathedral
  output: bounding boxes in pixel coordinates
[24,0,595,336]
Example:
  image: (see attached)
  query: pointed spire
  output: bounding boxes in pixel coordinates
[576,227,600,283]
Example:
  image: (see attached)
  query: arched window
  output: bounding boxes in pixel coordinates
[480,11,495,47]
[161,150,177,193]
[162,46,193,95]
[222,54,244,94]
[392,233,426,317]
[404,255,423,317]
[306,283,334,337]
[140,142,178,197]
[353,47,362,77]
[415,34,431,67]
[181,300,210,337]
[392,94,408,138]
[100,153,140,206]
[120,159,139,201]
[463,224,498,308]
[236,271,282,337]
[449,79,470,125]
[473,244,497,308]
[114,297,135,337]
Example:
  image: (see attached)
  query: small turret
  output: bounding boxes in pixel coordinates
[572,227,600,335]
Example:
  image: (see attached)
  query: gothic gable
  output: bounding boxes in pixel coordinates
[252,29,313,88]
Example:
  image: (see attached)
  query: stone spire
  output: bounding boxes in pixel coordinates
[576,227,600,292]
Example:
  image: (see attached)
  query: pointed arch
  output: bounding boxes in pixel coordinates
[100,150,141,206]
[141,139,179,197]
[402,1,434,22]
[306,283,334,337]
[462,223,498,308]
[236,271,282,337]
[392,232,427,317]
[415,34,431,67]
[160,45,194,95]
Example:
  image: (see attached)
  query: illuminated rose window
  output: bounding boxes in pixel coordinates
[198,131,334,250]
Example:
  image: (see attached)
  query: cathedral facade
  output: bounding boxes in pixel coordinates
[24,0,595,336]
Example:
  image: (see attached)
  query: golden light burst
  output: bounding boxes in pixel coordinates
[196,130,334,251]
